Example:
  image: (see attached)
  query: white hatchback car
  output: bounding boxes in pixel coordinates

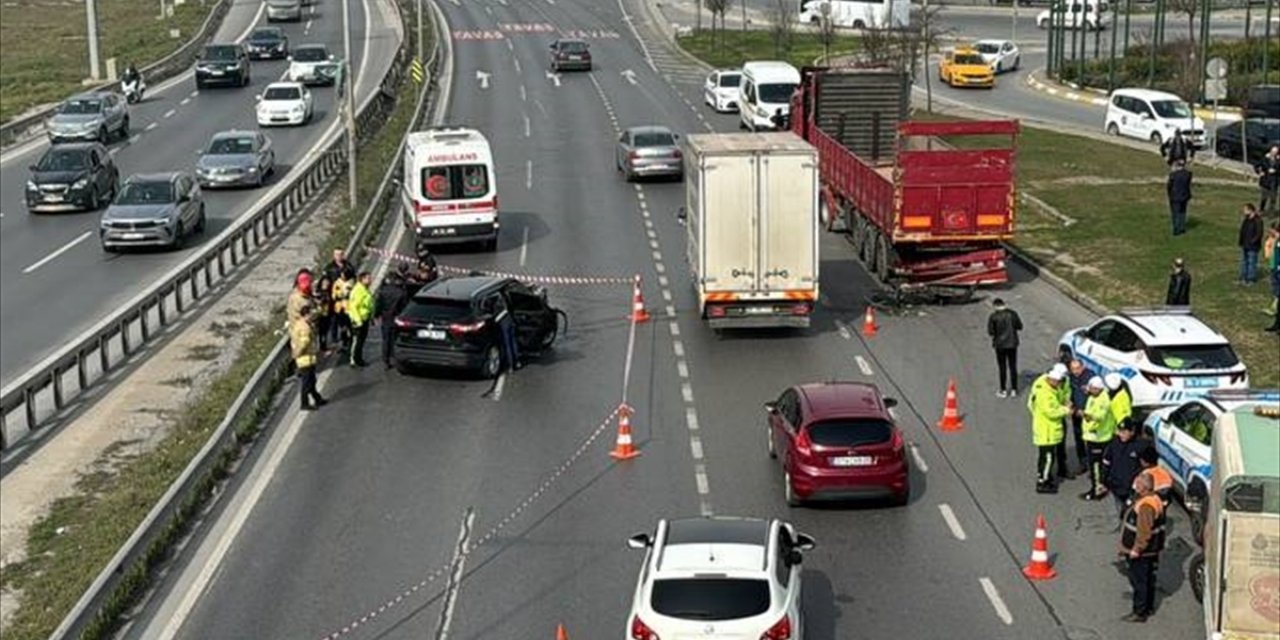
[256,82,313,127]
[972,39,1020,73]
[703,69,742,113]
[1057,309,1248,411]
[626,517,814,640]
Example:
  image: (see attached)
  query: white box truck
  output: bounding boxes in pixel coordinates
[682,133,819,329]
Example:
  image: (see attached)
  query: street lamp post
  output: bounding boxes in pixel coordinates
[86,0,102,80]
[342,0,357,210]
[1011,0,1018,43]
[416,0,423,63]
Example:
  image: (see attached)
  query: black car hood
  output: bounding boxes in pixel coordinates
[31,169,88,185]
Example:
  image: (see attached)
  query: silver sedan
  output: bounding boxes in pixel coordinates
[196,130,275,188]
[615,126,684,182]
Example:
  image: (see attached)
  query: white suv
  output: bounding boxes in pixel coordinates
[1105,88,1206,147]
[1057,309,1248,411]
[626,517,814,639]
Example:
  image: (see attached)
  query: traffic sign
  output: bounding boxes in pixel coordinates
[1206,57,1228,80]
[1204,78,1228,101]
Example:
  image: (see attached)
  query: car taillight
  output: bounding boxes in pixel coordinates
[629,151,640,160]
[794,430,813,460]
[761,614,792,640]
[707,305,727,318]
[1141,370,1173,386]
[448,320,486,336]
[790,303,810,316]
[671,148,682,158]
[630,615,659,640]
[393,317,412,328]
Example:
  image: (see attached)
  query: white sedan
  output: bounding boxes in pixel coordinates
[703,68,742,113]
[973,39,1020,74]
[256,82,313,127]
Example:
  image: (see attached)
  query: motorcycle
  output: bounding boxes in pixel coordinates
[122,77,146,104]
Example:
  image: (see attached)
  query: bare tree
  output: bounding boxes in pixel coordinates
[770,0,796,59]
[1163,0,1203,98]
[1164,0,1201,43]
[857,4,950,110]
[705,0,732,49]
[815,2,838,63]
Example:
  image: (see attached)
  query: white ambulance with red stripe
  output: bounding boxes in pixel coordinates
[401,127,499,252]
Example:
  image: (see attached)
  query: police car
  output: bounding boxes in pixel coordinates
[1143,391,1279,544]
[1057,309,1248,411]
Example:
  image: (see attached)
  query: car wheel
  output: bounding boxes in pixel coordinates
[1106,122,1119,136]
[1013,56,1021,70]
[172,222,186,250]
[766,426,776,458]
[1037,17,1047,29]
[480,345,502,379]
[120,116,130,138]
[1189,553,1205,604]
[256,170,265,187]
[97,126,108,143]
[196,206,207,234]
[996,61,1003,74]
[1150,132,1163,146]
[784,472,801,507]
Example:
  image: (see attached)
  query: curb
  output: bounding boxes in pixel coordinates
[1024,69,1244,122]
[1003,243,1111,317]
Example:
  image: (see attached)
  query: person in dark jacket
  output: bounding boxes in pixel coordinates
[1257,145,1279,214]
[1166,258,1191,306]
[404,254,438,297]
[1103,421,1152,521]
[1239,204,1265,285]
[374,266,412,369]
[987,298,1023,398]
[1160,130,1192,167]
[1067,359,1096,474]
[1166,161,1193,236]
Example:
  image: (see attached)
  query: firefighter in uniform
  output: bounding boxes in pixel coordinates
[1029,363,1072,493]
[1120,473,1166,622]
[289,303,327,411]
[1080,376,1114,501]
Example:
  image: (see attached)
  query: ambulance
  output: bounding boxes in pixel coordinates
[401,127,499,252]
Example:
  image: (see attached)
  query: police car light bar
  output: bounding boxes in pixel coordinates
[1118,306,1194,316]
[1206,389,1280,403]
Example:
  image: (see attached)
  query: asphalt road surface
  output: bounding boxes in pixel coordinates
[0,0,399,382]
[127,0,1209,638]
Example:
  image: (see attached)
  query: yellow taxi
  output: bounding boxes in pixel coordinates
[939,48,996,89]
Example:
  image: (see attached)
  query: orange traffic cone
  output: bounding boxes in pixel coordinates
[556,624,569,640]
[1022,514,1057,581]
[629,275,651,324]
[936,379,965,432]
[609,404,641,460]
[861,306,878,337]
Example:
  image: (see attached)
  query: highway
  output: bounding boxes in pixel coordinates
[0,0,400,382]
[125,0,1207,638]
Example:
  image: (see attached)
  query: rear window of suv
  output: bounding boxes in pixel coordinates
[1146,344,1240,370]
[806,419,893,447]
[650,578,769,620]
[401,298,473,323]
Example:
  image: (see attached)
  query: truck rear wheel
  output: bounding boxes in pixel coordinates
[874,234,892,283]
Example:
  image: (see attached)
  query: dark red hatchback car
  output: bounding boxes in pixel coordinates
[766,382,909,506]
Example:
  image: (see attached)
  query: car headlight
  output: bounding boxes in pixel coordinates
[26,180,38,191]
[71,177,89,189]
[291,104,305,114]
[247,165,259,173]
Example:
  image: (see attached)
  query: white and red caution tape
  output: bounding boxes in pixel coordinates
[362,245,635,286]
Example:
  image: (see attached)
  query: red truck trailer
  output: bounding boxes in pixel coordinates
[790,66,1020,289]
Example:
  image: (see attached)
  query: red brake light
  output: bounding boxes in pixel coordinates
[707,305,727,318]
[671,148,682,158]
[630,615,659,640]
[794,430,812,459]
[761,614,792,640]
[394,317,411,328]
[790,303,811,316]
[448,320,486,336]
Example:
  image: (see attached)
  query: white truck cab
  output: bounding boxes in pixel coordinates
[401,127,499,253]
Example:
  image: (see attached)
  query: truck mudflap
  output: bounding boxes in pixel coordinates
[894,247,1008,287]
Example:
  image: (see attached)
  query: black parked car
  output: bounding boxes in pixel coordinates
[393,276,562,378]
[1214,118,1280,165]
[245,26,289,60]
[26,142,119,213]
[549,39,592,72]
[195,43,251,89]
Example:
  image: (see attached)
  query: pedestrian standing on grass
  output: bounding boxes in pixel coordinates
[347,271,374,368]
[289,303,327,411]
[1161,129,1192,167]
[1267,224,1280,331]
[1166,258,1191,306]
[1166,160,1193,236]
[1067,359,1096,475]
[1257,145,1279,214]
[987,297,1023,398]
[1239,204,1265,285]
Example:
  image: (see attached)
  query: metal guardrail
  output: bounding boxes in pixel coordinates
[0,0,413,451]
[45,1,449,635]
[0,0,232,150]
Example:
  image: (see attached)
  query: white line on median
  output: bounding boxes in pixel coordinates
[938,504,967,541]
[523,114,530,137]
[979,577,1014,625]
[909,444,929,472]
[855,355,873,376]
[525,159,532,190]
[23,231,91,274]
[519,226,529,267]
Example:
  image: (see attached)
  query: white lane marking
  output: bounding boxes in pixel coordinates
[506,39,514,51]
[681,382,693,403]
[909,444,929,472]
[145,122,158,131]
[525,159,532,190]
[888,406,899,420]
[475,70,491,89]
[179,97,191,105]
[672,340,684,357]
[636,191,645,201]
[523,114,530,137]
[700,501,714,516]
[190,90,199,98]
[979,578,1014,625]
[661,289,672,303]
[694,465,710,494]
[665,305,675,317]
[648,239,659,250]
[490,372,506,401]
[855,355,873,376]
[685,407,699,431]
[938,504,968,541]
[23,231,92,274]
[519,85,527,101]
[129,134,141,144]
[676,360,689,379]
[163,109,176,118]
[513,57,522,74]
[690,437,703,460]
[669,321,680,336]
[304,18,312,34]
[657,275,668,287]
[434,509,475,640]
[651,250,662,261]
[836,319,851,340]
[655,262,665,274]
[519,226,529,267]
[484,5,492,14]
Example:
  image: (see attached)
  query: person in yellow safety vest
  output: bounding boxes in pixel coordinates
[1120,473,1166,623]
[346,271,374,368]
[1135,447,1174,509]
[331,270,354,349]
[288,303,327,411]
[1079,376,1115,501]
[1029,363,1073,494]
[1105,373,1133,431]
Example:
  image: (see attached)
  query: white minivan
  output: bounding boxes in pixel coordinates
[400,127,499,252]
[1105,88,1206,147]
[738,61,801,131]
[1036,0,1110,30]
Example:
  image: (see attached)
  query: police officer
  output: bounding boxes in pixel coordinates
[494,294,520,372]
[374,266,411,369]
[1120,473,1166,623]
[1080,376,1114,501]
[346,271,374,367]
[1029,363,1072,493]
[1105,373,1134,430]
[289,303,327,411]
[1103,421,1151,520]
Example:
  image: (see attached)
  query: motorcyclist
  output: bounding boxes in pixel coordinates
[122,63,140,84]
[122,63,144,102]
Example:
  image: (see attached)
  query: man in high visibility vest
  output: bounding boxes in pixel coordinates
[347,271,374,368]
[289,303,327,411]
[1079,376,1114,501]
[1105,373,1133,430]
[1136,447,1174,509]
[1029,363,1072,493]
[1120,473,1166,623]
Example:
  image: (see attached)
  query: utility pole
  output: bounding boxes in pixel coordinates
[1011,0,1018,43]
[86,0,102,80]
[342,0,357,209]
[416,0,423,62]
[1264,0,1274,83]
[1108,0,1119,90]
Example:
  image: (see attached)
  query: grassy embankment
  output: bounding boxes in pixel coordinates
[677,28,861,69]
[0,0,215,122]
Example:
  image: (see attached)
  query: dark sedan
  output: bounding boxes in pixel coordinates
[1214,118,1280,165]
[549,39,591,72]
[100,173,206,251]
[245,26,289,60]
[26,142,118,212]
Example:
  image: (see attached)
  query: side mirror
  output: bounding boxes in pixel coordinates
[329,54,336,61]
[255,94,262,101]
[794,532,817,551]
[786,549,804,566]
[627,533,653,549]
[29,164,38,172]
[763,401,777,414]
[883,397,899,409]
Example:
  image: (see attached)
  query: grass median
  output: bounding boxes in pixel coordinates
[676,29,861,69]
[0,18,430,640]
[0,0,216,122]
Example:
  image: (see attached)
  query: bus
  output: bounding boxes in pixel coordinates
[799,0,911,30]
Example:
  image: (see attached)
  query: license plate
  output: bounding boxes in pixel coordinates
[417,329,446,340]
[569,55,582,60]
[121,233,144,240]
[831,456,874,467]
[210,70,225,76]
[44,194,64,202]
[745,306,774,315]
[430,227,457,236]
[1185,376,1220,389]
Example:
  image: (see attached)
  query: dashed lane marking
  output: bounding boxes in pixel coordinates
[855,355,873,376]
[519,85,527,101]
[676,361,688,378]
[685,407,699,431]
[669,321,679,336]
[694,465,710,494]
[689,437,703,460]
[909,444,929,473]
[23,231,92,274]
[665,305,675,317]
[979,578,1015,625]
[938,504,968,541]
[489,372,506,401]
[180,97,191,105]
[513,56,522,74]
[519,226,529,267]
[163,109,176,118]
[672,340,684,357]
[681,382,693,403]
[146,122,158,131]
[524,114,530,137]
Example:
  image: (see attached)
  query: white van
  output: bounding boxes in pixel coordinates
[799,0,910,30]
[1036,0,1110,30]
[1105,88,1205,147]
[401,127,499,252]
[738,61,801,132]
